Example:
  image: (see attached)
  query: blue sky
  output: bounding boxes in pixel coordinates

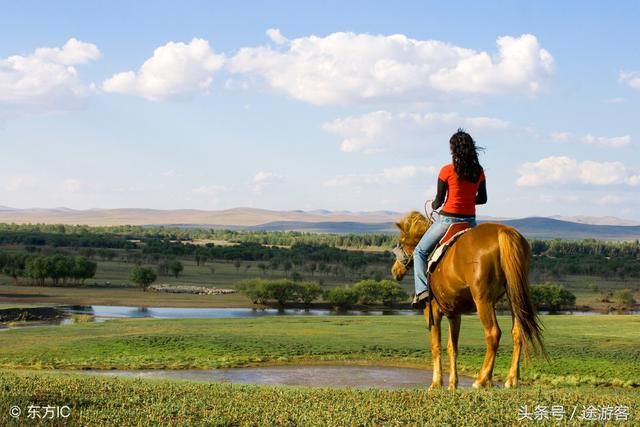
[1,1,639,219]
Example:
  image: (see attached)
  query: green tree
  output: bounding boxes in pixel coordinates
[530,283,576,313]
[353,280,384,305]
[169,260,184,278]
[297,281,323,306]
[129,266,157,292]
[378,280,409,306]
[326,287,359,310]
[73,257,97,284]
[3,253,27,284]
[236,279,269,304]
[263,280,298,307]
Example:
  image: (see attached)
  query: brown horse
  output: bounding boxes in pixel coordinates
[391,211,544,389]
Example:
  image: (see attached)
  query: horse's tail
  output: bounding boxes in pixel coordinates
[498,226,546,359]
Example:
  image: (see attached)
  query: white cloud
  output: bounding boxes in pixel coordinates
[0,38,100,112]
[103,38,224,101]
[228,30,554,105]
[551,132,632,148]
[323,110,508,153]
[162,169,176,177]
[324,165,433,188]
[253,171,284,193]
[581,134,631,148]
[517,156,637,186]
[619,71,640,89]
[551,132,573,142]
[266,28,288,45]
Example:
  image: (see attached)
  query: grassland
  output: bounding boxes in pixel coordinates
[1,369,637,426]
[0,315,637,387]
[0,315,638,425]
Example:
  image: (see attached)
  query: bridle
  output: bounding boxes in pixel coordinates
[392,201,437,270]
[392,243,413,269]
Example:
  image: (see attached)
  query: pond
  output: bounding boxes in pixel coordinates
[72,365,475,389]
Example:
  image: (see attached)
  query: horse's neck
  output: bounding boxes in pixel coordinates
[409,218,432,249]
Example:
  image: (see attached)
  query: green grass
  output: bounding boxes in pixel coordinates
[0,284,254,308]
[551,275,640,310]
[1,315,638,425]
[1,369,637,426]
[0,315,637,387]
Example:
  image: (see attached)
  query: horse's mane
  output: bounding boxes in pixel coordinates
[398,210,430,247]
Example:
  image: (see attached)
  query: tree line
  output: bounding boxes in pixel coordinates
[236,278,408,309]
[0,251,97,285]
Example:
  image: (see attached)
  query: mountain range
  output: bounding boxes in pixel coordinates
[0,207,639,240]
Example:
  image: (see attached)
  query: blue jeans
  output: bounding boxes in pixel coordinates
[413,215,477,295]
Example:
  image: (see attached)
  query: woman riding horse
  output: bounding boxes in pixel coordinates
[392,130,544,389]
[412,129,487,309]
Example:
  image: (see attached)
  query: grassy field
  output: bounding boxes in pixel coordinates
[0,284,254,308]
[0,315,638,425]
[1,369,637,426]
[0,315,637,387]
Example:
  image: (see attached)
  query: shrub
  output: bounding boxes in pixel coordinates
[530,283,576,313]
[378,280,409,306]
[264,280,298,307]
[326,287,359,310]
[352,279,408,306]
[235,279,270,304]
[613,289,636,310]
[297,282,323,305]
[353,280,383,305]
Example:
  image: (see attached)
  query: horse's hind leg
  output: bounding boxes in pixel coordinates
[446,315,461,390]
[473,303,501,389]
[426,307,443,390]
[505,318,522,388]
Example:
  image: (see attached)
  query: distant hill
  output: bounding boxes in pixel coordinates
[0,207,639,240]
[241,217,640,240]
[496,217,640,241]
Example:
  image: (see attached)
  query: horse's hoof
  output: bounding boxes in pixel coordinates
[447,383,458,391]
[429,383,443,391]
[504,378,518,389]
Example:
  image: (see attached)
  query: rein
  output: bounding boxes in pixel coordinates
[393,207,437,329]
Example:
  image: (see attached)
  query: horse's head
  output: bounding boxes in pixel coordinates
[391,211,431,281]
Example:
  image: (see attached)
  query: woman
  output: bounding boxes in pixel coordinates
[412,129,487,309]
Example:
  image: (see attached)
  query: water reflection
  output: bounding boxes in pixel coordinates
[60,305,420,319]
[75,365,475,389]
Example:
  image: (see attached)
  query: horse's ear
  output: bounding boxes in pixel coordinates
[395,222,403,231]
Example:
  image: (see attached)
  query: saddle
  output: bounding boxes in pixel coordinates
[426,222,472,273]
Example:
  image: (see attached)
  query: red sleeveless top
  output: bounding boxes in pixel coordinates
[439,164,485,216]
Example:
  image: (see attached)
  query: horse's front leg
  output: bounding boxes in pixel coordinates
[426,306,443,390]
[446,315,461,390]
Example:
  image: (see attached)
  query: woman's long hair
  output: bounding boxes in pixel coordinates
[449,129,484,182]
